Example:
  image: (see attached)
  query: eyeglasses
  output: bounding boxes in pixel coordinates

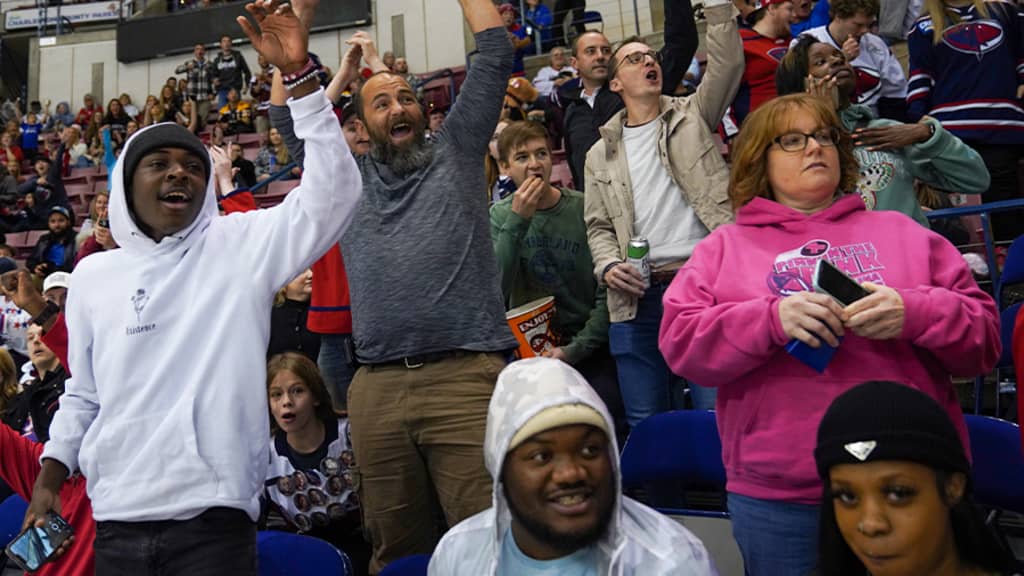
[772,127,841,152]
[620,50,661,66]
[610,49,661,79]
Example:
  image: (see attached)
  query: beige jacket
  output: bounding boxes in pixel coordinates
[583,1,743,323]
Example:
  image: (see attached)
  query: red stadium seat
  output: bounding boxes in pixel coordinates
[263,179,300,198]
[550,162,574,189]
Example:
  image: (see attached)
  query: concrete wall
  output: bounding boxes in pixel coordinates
[30,0,664,105]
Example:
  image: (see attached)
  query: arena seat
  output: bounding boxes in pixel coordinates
[965,415,1024,515]
[256,530,351,576]
[0,495,28,549]
[379,554,430,576]
[620,410,728,518]
[549,162,573,189]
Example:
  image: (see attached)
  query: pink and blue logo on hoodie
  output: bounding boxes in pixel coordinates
[767,239,887,297]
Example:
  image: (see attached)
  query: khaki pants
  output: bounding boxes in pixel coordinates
[890,40,910,77]
[347,352,503,574]
[196,99,213,131]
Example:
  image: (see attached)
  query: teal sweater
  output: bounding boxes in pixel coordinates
[840,104,990,227]
[490,188,609,364]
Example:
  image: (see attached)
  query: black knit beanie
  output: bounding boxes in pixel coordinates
[814,381,970,480]
[122,123,210,191]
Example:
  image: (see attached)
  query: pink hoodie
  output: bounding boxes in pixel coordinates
[658,195,1000,504]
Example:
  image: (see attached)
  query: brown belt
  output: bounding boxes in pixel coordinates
[650,269,680,286]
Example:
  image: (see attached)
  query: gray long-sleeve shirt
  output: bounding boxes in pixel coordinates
[342,28,517,363]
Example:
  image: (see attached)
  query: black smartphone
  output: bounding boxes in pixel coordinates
[813,259,870,306]
[5,512,74,572]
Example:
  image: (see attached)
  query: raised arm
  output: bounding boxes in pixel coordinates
[692,0,743,130]
[659,0,699,96]
[234,0,362,292]
[460,0,503,33]
[325,32,387,104]
[440,2,513,155]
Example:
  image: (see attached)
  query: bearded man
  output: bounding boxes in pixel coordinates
[338,0,519,571]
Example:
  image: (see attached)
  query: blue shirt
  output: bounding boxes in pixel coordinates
[45,242,66,268]
[498,528,598,576]
[791,0,830,36]
[20,123,41,150]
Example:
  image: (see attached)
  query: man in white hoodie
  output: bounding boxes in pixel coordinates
[24,1,362,574]
[429,357,717,575]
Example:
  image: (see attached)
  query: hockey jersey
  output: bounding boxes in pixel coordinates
[724,29,790,136]
[906,0,1024,145]
[264,418,359,533]
[800,26,908,114]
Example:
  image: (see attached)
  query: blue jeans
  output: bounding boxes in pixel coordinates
[216,87,231,109]
[727,493,820,576]
[609,284,717,427]
[319,333,355,411]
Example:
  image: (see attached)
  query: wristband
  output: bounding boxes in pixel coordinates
[32,300,60,329]
[280,57,320,90]
[602,261,623,284]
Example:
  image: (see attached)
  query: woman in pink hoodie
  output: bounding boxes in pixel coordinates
[658,93,1000,576]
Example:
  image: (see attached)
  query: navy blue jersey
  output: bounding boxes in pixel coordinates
[907,0,1024,144]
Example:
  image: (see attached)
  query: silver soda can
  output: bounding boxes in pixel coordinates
[626,237,651,288]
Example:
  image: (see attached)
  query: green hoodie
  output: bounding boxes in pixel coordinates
[490,188,608,364]
[840,104,990,227]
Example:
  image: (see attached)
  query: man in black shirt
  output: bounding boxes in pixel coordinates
[213,35,253,109]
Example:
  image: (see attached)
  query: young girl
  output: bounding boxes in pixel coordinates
[263,353,370,576]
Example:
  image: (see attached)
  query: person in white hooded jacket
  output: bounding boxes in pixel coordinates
[24,1,362,574]
[429,357,717,576]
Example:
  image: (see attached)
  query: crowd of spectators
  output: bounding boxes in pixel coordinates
[0,0,1022,574]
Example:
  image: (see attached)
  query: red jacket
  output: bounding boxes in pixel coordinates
[0,424,94,576]
[308,245,352,335]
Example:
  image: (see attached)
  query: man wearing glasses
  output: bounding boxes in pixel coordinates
[556,0,698,192]
[582,0,743,428]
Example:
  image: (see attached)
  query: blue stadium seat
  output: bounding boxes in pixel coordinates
[619,410,728,518]
[0,495,28,547]
[379,554,431,576]
[256,531,350,576]
[1000,234,1024,289]
[965,415,1024,515]
[998,303,1021,368]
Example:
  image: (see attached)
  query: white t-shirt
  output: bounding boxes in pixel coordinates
[1,296,31,357]
[622,119,708,266]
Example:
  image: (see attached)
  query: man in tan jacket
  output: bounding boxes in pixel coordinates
[583,0,742,427]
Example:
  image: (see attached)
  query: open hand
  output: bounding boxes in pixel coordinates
[842,282,904,340]
[778,291,845,348]
[852,123,931,151]
[805,74,839,108]
[289,0,320,30]
[237,0,309,74]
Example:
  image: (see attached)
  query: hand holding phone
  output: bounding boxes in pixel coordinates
[813,259,870,306]
[841,281,905,340]
[6,511,74,572]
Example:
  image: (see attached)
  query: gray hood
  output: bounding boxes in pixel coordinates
[108,122,218,257]
[484,358,623,552]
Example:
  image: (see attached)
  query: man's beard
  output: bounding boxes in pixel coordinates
[503,482,615,557]
[369,125,434,176]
